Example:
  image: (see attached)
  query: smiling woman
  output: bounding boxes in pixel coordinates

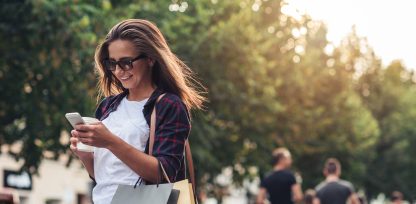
[94,19,206,108]
[105,40,153,99]
[69,19,205,204]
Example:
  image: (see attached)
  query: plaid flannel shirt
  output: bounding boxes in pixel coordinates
[94,88,190,182]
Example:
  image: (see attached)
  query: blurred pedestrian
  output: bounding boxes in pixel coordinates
[304,189,321,204]
[391,191,404,204]
[315,158,359,204]
[358,194,367,204]
[304,189,320,204]
[256,148,303,204]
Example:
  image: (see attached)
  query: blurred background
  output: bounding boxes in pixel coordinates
[1,0,415,203]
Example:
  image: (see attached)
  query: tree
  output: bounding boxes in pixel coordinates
[0,0,108,171]
[357,60,416,199]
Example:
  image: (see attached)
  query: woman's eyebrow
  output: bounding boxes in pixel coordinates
[108,56,135,60]
[119,57,134,60]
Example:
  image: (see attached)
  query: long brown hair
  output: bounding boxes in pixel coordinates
[94,19,205,110]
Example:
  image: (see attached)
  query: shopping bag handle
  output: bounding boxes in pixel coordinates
[149,94,197,193]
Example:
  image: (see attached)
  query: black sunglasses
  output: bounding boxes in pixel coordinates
[102,54,147,72]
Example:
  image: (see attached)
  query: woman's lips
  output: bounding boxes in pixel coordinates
[119,75,132,81]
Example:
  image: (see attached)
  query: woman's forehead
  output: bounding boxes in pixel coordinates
[108,39,138,59]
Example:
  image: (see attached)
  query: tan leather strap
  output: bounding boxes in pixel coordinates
[148,95,160,156]
[148,94,196,192]
[185,141,196,190]
[159,160,171,183]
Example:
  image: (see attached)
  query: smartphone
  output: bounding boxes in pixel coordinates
[65,112,85,128]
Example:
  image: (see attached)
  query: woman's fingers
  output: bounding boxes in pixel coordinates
[72,123,109,148]
[75,124,96,132]
[78,137,93,145]
[71,129,78,137]
[70,144,78,151]
[76,130,94,139]
[70,137,78,146]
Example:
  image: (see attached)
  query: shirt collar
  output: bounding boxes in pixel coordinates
[108,88,164,111]
[143,88,164,110]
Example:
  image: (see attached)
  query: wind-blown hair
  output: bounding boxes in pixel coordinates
[94,19,205,110]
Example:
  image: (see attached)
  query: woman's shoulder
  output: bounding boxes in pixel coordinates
[156,92,189,118]
[97,94,122,108]
[158,93,187,110]
[95,93,126,118]
[98,95,114,105]
[159,92,182,104]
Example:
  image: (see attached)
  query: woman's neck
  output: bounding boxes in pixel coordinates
[127,82,155,101]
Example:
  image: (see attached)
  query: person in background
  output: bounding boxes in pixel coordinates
[358,195,368,204]
[304,189,320,204]
[358,194,368,204]
[256,148,303,204]
[391,191,404,204]
[315,158,359,204]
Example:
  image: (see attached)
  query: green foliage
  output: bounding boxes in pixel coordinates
[1,0,416,200]
[1,0,101,171]
[357,60,416,199]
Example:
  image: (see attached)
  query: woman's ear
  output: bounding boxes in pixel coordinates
[147,58,155,68]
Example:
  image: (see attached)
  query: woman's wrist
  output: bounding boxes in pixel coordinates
[106,133,123,151]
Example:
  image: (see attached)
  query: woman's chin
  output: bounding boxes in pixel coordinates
[121,82,141,90]
[121,82,133,89]
[121,79,144,90]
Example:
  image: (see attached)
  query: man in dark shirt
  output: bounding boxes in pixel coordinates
[315,158,359,204]
[256,148,303,204]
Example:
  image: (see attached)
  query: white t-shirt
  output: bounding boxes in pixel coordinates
[92,96,149,204]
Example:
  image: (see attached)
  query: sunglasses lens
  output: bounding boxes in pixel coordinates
[103,58,135,71]
[103,60,115,71]
[119,60,132,70]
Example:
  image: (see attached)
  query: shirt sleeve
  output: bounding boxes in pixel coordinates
[260,177,267,188]
[289,172,297,185]
[347,182,355,194]
[153,95,190,182]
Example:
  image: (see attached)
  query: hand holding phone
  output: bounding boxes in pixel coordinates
[65,112,97,152]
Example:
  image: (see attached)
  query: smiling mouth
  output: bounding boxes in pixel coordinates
[120,75,132,81]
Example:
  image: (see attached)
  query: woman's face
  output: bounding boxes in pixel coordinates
[107,39,152,90]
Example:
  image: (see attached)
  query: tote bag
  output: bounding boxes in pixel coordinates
[110,146,180,204]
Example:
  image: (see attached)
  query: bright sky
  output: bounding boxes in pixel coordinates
[285,0,416,69]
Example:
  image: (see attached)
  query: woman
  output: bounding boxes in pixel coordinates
[69,19,205,204]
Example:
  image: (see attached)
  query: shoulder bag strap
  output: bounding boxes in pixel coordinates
[185,139,196,191]
[149,94,171,183]
[148,94,197,193]
[148,94,164,156]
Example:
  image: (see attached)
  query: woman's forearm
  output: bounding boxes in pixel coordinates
[79,154,95,179]
[108,136,160,183]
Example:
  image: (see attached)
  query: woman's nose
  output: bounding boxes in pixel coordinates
[114,64,125,76]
